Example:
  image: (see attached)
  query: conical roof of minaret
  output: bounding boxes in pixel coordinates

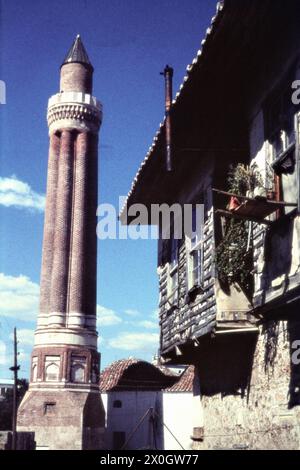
[61,34,93,70]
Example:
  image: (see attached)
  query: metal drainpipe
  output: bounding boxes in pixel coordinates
[161,65,174,172]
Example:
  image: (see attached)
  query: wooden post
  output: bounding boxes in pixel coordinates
[10,327,19,450]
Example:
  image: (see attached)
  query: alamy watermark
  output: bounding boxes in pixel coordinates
[292,340,300,365]
[96,197,204,241]
[0,80,6,105]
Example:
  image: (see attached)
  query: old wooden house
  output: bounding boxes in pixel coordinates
[120,0,300,449]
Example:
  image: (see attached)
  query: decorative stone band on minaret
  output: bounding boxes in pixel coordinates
[47,92,102,134]
[17,35,105,450]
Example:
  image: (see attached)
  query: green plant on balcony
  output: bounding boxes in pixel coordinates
[227,162,264,196]
[215,163,264,297]
[216,218,253,295]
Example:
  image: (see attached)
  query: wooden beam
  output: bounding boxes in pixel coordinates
[215,208,272,226]
[212,188,297,207]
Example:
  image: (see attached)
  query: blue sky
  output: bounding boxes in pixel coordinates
[0,0,217,379]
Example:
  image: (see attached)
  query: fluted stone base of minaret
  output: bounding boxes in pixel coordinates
[17,389,105,450]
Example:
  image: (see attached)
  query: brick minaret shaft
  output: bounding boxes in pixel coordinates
[40,126,98,325]
[40,49,99,332]
[17,36,105,450]
[31,35,102,377]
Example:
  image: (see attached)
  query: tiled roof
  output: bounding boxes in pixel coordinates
[119,1,225,218]
[62,34,93,69]
[165,365,194,392]
[100,358,181,392]
[100,358,184,392]
[100,358,139,392]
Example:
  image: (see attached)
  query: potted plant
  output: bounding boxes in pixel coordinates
[227,163,265,199]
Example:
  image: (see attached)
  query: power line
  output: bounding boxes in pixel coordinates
[120,406,185,451]
[152,409,185,451]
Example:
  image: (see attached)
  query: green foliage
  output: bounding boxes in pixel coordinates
[215,163,258,296]
[228,163,264,196]
[216,219,253,294]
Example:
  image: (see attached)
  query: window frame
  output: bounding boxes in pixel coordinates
[70,356,87,383]
[44,355,60,382]
[166,226,180,308]
[186,204,204,293]
[264,71,299,218]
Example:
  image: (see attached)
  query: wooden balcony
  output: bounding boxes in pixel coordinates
[213,188,297,225]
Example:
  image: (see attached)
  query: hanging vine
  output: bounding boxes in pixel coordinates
[215,163,264,296]
[216,219,253,294]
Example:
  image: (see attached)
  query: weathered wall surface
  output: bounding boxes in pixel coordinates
[102,390,197,450]
[17,390,105,450]
[194,320,300,450]
[102,390,164,450]
[158,160,218,358]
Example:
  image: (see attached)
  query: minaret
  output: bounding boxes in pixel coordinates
[17,36,105,450]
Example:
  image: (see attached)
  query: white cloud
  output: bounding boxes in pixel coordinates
[10,329,34,347]
[124,309,140,317]
[0,176,45,212]
[0,273,39,322]
[108,332,159,353]
[136,320,158,330]
[97,305,122,326]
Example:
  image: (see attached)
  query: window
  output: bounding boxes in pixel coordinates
[264,74,299,215]
[71,356,86,383]
[167,231,179,306]
[45,356,60,382]
[113,400,122,408]
[45,363,59,382]
[187,205,203,291]
[44,402,56,415]
[32,357,38,382]
[267,86,296,161]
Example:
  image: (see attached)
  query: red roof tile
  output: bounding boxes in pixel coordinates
[100,358,179,392]
[165,365,194,392]
[100,358,139,392]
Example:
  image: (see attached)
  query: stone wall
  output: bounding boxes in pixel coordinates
[194,320,300,450]
[18,390,105,450]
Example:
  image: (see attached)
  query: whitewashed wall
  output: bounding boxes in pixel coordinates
[102,390,198,450]
[162,392,201,450]
[102,391,164,450]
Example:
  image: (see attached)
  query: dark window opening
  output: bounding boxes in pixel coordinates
[44,402,56,415]
[113,399,122,408]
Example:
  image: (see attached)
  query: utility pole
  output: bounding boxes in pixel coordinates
[9,327,19,450]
